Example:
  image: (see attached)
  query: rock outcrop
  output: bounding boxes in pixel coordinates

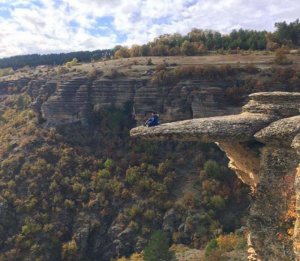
[36,77,239,125]
[0,77,31,94]
[130,92,300,261]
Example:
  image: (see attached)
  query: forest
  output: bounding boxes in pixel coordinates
[0,95,250,260]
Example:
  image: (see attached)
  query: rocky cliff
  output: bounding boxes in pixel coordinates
[26,76,239,126]
[131,92,300,261]
[0,73,239,126]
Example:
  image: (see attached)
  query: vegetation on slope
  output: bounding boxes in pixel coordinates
[149,62,300,106]
[0,94,250,260]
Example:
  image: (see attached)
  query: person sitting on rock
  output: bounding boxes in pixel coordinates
[145,112,159,127]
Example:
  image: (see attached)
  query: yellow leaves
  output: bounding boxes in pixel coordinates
[130,253,144,261]
[117,258,128,261]
[216,233,237,252]
[170,244,190,253]
[287,228,294,236]
[61,240,78,261]
[285,209,297,221]
[117,252,144,261]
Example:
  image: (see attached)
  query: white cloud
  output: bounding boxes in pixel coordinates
[0,0,299,58]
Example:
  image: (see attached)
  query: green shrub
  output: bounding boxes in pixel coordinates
[204,160,221,179]
[144,231,175,261]
[205,239,218,257]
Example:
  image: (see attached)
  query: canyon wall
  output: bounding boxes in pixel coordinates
[24,76,239,125]
[131,92,300,261]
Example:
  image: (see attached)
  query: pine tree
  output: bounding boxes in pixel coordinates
[143,231,175,261]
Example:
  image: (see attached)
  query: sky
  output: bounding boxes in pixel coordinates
[0,0,299,58]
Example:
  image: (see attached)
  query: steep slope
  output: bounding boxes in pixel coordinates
[0,95,249,261]
[131,92,300,260]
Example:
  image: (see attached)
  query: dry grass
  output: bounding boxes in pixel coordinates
[1,52,300,81]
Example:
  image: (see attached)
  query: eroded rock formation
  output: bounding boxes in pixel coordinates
[33,77,239,125]
[130,92,300,261]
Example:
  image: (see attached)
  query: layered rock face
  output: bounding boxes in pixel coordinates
[131,92,300,261]
[292,134,300,258]
[0,77,31,94]
[37,77,239,125]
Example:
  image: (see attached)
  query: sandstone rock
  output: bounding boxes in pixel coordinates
[41,77,89,125]
[113,227,136,256]
[292,134,300,153]
[254,116,300,146]
[243,92,300,117]
[293,134,300,258]
[130,113,274,143]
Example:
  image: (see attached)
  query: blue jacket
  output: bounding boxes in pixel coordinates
[146,115,159,127]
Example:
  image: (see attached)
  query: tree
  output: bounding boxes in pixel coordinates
[130,45,142,57]
[114,47,130,59]
[143,231,175,261]
[180,40,197,55]
[275,19,300,46]
[16,95,26,110]
[204,160,221,179]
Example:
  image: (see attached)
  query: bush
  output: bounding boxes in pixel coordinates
[146,58,153,65]
[144,231,175,261]
[205,239,218,257]
[88,69,102,80]
[274,48,293,65]
[205,233,247,260]
[57,66,69,74]
[104,68,124,79]
[104,158,115,170]
[61,240,78,261]
[204,160,221,179]
[210,195,226,209]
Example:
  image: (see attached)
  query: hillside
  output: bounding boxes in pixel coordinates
[0,52,299,260]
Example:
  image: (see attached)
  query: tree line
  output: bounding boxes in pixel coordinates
[0,19,298,69]
[114,19,300,58]
[0,49,113,69]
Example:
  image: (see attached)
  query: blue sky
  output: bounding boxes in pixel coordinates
[0,0,299,58]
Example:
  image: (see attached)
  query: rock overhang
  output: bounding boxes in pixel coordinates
[130,92,300,144]
[130,112,275,143]
[254,115,300,146]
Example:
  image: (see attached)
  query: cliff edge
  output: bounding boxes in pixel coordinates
[130,92,300,261]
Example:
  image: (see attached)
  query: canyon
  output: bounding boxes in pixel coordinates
[0,55,299,260]
[131,92,300,260]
